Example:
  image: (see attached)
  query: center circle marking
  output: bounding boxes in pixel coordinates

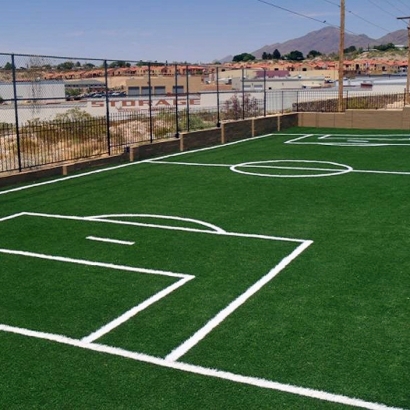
[230,160,353,178]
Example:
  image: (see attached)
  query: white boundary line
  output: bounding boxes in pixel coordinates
[0,324,404,410]
[285,133,410,147]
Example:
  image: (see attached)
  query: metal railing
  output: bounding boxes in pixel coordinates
[0,52,406,174]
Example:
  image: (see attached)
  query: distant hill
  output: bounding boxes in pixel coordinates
[217,27,407,62]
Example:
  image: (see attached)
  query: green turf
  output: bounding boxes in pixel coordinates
[0,127,409,409]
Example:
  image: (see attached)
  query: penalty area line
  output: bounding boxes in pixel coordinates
[165,239,313,362]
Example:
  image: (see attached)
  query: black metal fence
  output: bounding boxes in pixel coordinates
[0,52,406,174]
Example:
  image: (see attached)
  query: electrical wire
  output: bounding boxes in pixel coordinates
[365,0,403,20]
[255,0,340,29]
[383,0,408,16]
[323,0,399,33]
[395,0,410,13]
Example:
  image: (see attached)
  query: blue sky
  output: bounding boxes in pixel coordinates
[2,0,410,63]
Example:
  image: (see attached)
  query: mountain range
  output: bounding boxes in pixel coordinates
[218,26,408,62]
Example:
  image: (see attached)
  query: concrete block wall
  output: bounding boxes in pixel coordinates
[299,108,410,130]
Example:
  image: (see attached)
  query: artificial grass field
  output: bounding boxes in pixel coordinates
[0,127,409,409]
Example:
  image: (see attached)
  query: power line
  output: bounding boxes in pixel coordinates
[321,0,391,34]
[255,0,340,29]
[396,0,410,13]
[384,0,408,16]
[366,0,402,20]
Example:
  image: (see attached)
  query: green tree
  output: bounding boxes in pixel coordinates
[57,61,75,70]
[273,49,281,59]
[283,50,304,61]
[109,61,131,68]
[232,53,256,62]
[307,50,322,58]
[374,43,396,51]
[3,62,14,70]
[344,45,357,54]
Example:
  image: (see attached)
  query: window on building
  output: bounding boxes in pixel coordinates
[172,85,184,94]
[128,86,140,96]
[141,86,152,96]
[154,86,166,95]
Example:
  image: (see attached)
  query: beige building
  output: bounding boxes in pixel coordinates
[125,75,205,96]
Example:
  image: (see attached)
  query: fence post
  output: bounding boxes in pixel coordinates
[148,62,153,143]
[174,63,179,138]
[11,54,22,172]
[186,63,190,132]
[104,60,111,155]
[263,68,267,117]
[242,67,245,120]
[216,67,221,127]
[296,90,299,112]
[281,90,284,114]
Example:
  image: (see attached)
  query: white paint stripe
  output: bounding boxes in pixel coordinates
[150,161,232,167]
[165,240,313,362]
[0,212,27,222]
[86,213,226,233]
[81,275,194,343]
[0,324,403,409]
[11,212,306,243]
[86,236,135,246]
[0,248,193,280]
[353,169,410,176]
[285,134,313,144]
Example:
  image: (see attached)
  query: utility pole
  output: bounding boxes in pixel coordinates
[338,0,345,112]
[397,16,410,105]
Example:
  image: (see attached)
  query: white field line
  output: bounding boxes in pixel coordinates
[86,213,226,233]
[0,132,276,197]
[165,239,313,362]
[353,169,410,175]
[0,248,193,280]
[86,236,135,246]
[0,212,27,222]
[81,275,194,343]
[284,134,314,144]
[285,133,410,147]
[147,160,410,177]
[10,212,306,243]
[0,325,404,410]
[150,161,231,167]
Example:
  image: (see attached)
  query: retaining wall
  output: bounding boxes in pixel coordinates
[299,107,410,129]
